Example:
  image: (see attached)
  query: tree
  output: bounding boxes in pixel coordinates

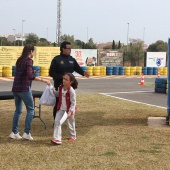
[53,42,56,47]
[103,45,112,49]
[75,40,84,48]
[84,38,97,49]
[36,38,49,46]
[0,37,13,46]
[88,38,94,44]
[60,34,75,46]
[124,41,144,66]
[118,40,121,49]
[147,40,168,52]
[112,40,116,49]
[25,33,39,46]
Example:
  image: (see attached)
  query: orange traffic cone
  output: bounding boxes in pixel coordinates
[139,73,145,85]
[157,72,160,78]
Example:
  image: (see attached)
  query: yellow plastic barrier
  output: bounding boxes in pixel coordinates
[2,66,12,77]
[136,66,142,75]
[163,67,167,76]
[158,67,164,75]
[40,66,49,76]
[130,67,136,75]
[100,66,106,76]
[0,66,2,77]
[93,66,100,76]
[86,66,93,76]
[124,67,130,75]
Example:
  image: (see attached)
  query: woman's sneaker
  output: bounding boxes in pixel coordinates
[22,133,33,140]
[51,139,62,145]
[9,132,22,139]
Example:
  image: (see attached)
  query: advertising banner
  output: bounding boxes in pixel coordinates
[146,52,166,67]
[34,47,60,66]
[0,47,99,67]
[0,46,23,66]
[71,49,97,66]
[0,46,60,67]
[98,50,123,66]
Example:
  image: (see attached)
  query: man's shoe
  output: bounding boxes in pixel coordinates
[68,138,76,142]
[22,133,33,140]
[51,139,62,145]
[9,132,22,139]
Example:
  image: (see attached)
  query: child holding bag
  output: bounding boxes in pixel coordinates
[51,73,78,145]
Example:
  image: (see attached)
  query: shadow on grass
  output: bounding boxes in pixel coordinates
[76,111,147,136]
[0,110,147,147]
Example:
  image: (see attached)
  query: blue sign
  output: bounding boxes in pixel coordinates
[156,58,161,66]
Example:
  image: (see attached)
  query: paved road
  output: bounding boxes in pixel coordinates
[0,76,167,108]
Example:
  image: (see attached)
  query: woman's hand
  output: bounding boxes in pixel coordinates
[34,69,39,74]
[46,80,51,86]
[40,78,51,85]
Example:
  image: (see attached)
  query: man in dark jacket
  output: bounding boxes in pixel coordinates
[49,41,89,119]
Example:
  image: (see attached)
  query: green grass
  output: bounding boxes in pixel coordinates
[145,82,155,86]
[100,151,117,156]
[0,94,170,170]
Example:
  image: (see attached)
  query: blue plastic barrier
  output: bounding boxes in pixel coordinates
[119,67,124,75]
[112,66,119,75]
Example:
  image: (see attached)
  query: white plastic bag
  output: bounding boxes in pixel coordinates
[39,84,56,106]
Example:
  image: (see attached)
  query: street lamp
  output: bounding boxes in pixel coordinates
[13,29,16,46]
[46,28,48,41]
[143,27,145,46]
[127,23,129,51]
[22,20,25,46]
[87,27,88,43]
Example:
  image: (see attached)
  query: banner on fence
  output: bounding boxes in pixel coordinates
[98,50,123,66]
[146,52,166,67]
[0,46,60,66]
[0,46,23,66]
[0,47,98,67]
[34,47,60,66]
[71,49,97,66]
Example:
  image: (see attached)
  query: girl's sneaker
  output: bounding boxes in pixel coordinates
[9,132,22,139]
[68,138,76,142]
[51,139,62,145]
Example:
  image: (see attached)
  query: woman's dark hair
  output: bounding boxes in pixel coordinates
[16,44,34,67]
[60,41,71,52]
[64,73,78,89]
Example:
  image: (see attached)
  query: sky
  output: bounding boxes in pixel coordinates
[0,0,170,46]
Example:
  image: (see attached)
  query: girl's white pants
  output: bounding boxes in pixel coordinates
[53,110,76,141]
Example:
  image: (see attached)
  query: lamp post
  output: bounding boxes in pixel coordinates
[46,28,48,41]
[143,27,145,46]
[22,20,25,46]
[127,23,129,51]
[87,27,88,43]
[13,29,16,46]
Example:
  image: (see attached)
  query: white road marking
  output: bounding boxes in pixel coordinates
[100,91,167,109]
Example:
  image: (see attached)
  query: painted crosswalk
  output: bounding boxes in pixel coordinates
[0,75,159,82]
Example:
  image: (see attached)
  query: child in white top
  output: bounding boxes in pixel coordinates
[51,73,78,145]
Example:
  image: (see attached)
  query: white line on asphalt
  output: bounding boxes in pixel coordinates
[100,92,166,109]
[103,90,154,94]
